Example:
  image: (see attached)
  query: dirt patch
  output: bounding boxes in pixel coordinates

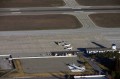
[76,0,120,6]
[89,13,120,28]
[0,0,65,8]
[0,14,82,31]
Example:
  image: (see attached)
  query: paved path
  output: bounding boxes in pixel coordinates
[64,0,80,8]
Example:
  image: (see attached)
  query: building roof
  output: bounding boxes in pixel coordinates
[86,48,120,51]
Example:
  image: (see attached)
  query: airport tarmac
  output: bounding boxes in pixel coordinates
[0,1,119,79]
[0,12,119,57]
[0,55,13,70]
[20,57,79,73]
[0,0,119,58]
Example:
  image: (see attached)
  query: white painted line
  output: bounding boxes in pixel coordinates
[0,54,10,57]
[74,75,105,78]
[11,12,21,14]
[10,9,20,11]
[10,55,77,60]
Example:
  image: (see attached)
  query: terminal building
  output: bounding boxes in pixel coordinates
[85,44,120,54]
[51,51,77,56]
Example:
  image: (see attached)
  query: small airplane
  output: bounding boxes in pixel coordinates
[65,47,73,50]
[67,63,85,72]
[63,43,71,47]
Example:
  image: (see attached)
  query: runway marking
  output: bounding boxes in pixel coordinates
[0,54,10,57]
[10,9,20,11]
[11,12,22,14]
[74,75,105,78]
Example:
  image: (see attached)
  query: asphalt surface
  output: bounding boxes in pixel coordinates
[0,8,120,12]
[0,1,119,79]
[0,56,13,70]
[20,57,79,73]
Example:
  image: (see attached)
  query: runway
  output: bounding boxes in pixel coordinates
[0,1,120,58]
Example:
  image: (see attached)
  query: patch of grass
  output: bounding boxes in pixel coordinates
[96,62,109,71]
[0,14,82,31]
[89,13,120,28]
[76,0,120,6]
[0,0,65,8]
[77,54,95,74]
